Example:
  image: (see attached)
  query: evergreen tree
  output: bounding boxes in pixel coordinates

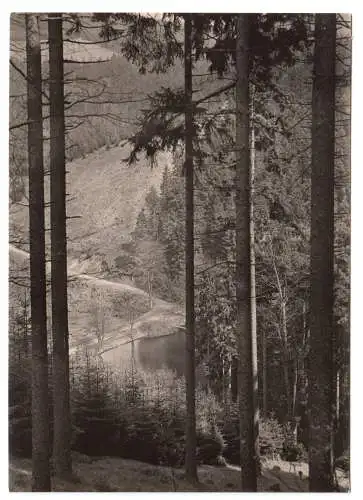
[144,186,162,240]
[308,13,336,492]
[195,274,236,399]
[333,15,351,462]
[158,165,185,297]
[235,14,259,491]
[25,13,51,491]
[48,12,72,477]
[184,13,198,483]
[133,208,148,240]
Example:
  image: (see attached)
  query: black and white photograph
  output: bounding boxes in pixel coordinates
[7,8,351,492]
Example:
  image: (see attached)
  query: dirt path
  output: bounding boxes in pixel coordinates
[9,243,164,302]
[73,272,151,297]
[9,244,184,357]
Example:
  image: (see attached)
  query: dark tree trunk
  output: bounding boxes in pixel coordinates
[25,13,51,492]
[235,14,259,492]
[22,292,30,357]
[262,329,268,416]
[250,85,259,433]
[308,13,336,492]
[231,357,238,402]
[48,13,72,478]
[334,13,351,467]
[184,13,198,483]
[292,358,298,421]
[281,301,292,419]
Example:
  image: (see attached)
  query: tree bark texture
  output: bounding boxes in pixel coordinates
[262,329,268,417]
[308,13,336,492]
[184,13,198,483]
[48,13,72,478]
[25,13,51,492]
[236,13,259,492]
[250,84,259,433]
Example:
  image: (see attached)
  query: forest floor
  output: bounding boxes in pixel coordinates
[9,455,350,492]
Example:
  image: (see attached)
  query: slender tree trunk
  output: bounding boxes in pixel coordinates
[184,13,197,483]
[308,13,336,492]
[269,233,292,422]
[250,84,259,430]
[292,358,298,419]
[335,367,340,434]
[291,358,299,444]
[301,298,308,408]
[147,270,153,309]
[48,13,72,478]
[281,301,292,419]
[338,367,349,456]
[231,357,238,402]
[23,292,29,357]
[334,13,351,466]
[131,338,135,367]
[236,14,259,491]
[25,13,51,492]
[303,299,307,339]
[228,361,232,399]
[262,329,267,416]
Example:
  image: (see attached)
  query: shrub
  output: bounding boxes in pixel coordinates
[280,440,306,463]
[84,366,224,467]
[119,403,224,467]
[114,253,136,271]
[259,417,285,458]
[9,404,32,458]
[196,389,221,434]
[8,350,225,467]
[71,390,121,456]
[219,404,286,465]
[71,354,121,457]
[117,403,185,466]
[335,449,350,473]
[9,362,32,458]
[120,405,166,464]
[196,427,225,465]
[217,403,240,465]
[195,389,224,465]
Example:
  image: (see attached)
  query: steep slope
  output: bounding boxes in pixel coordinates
[10,144,173,266]
[9,139,182,370]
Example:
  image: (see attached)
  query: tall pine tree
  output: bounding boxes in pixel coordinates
[48,12,72,477]
[184,13,198,483]
[308,13,336,492]
[25,13,51,491]
[235,14,259,491]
